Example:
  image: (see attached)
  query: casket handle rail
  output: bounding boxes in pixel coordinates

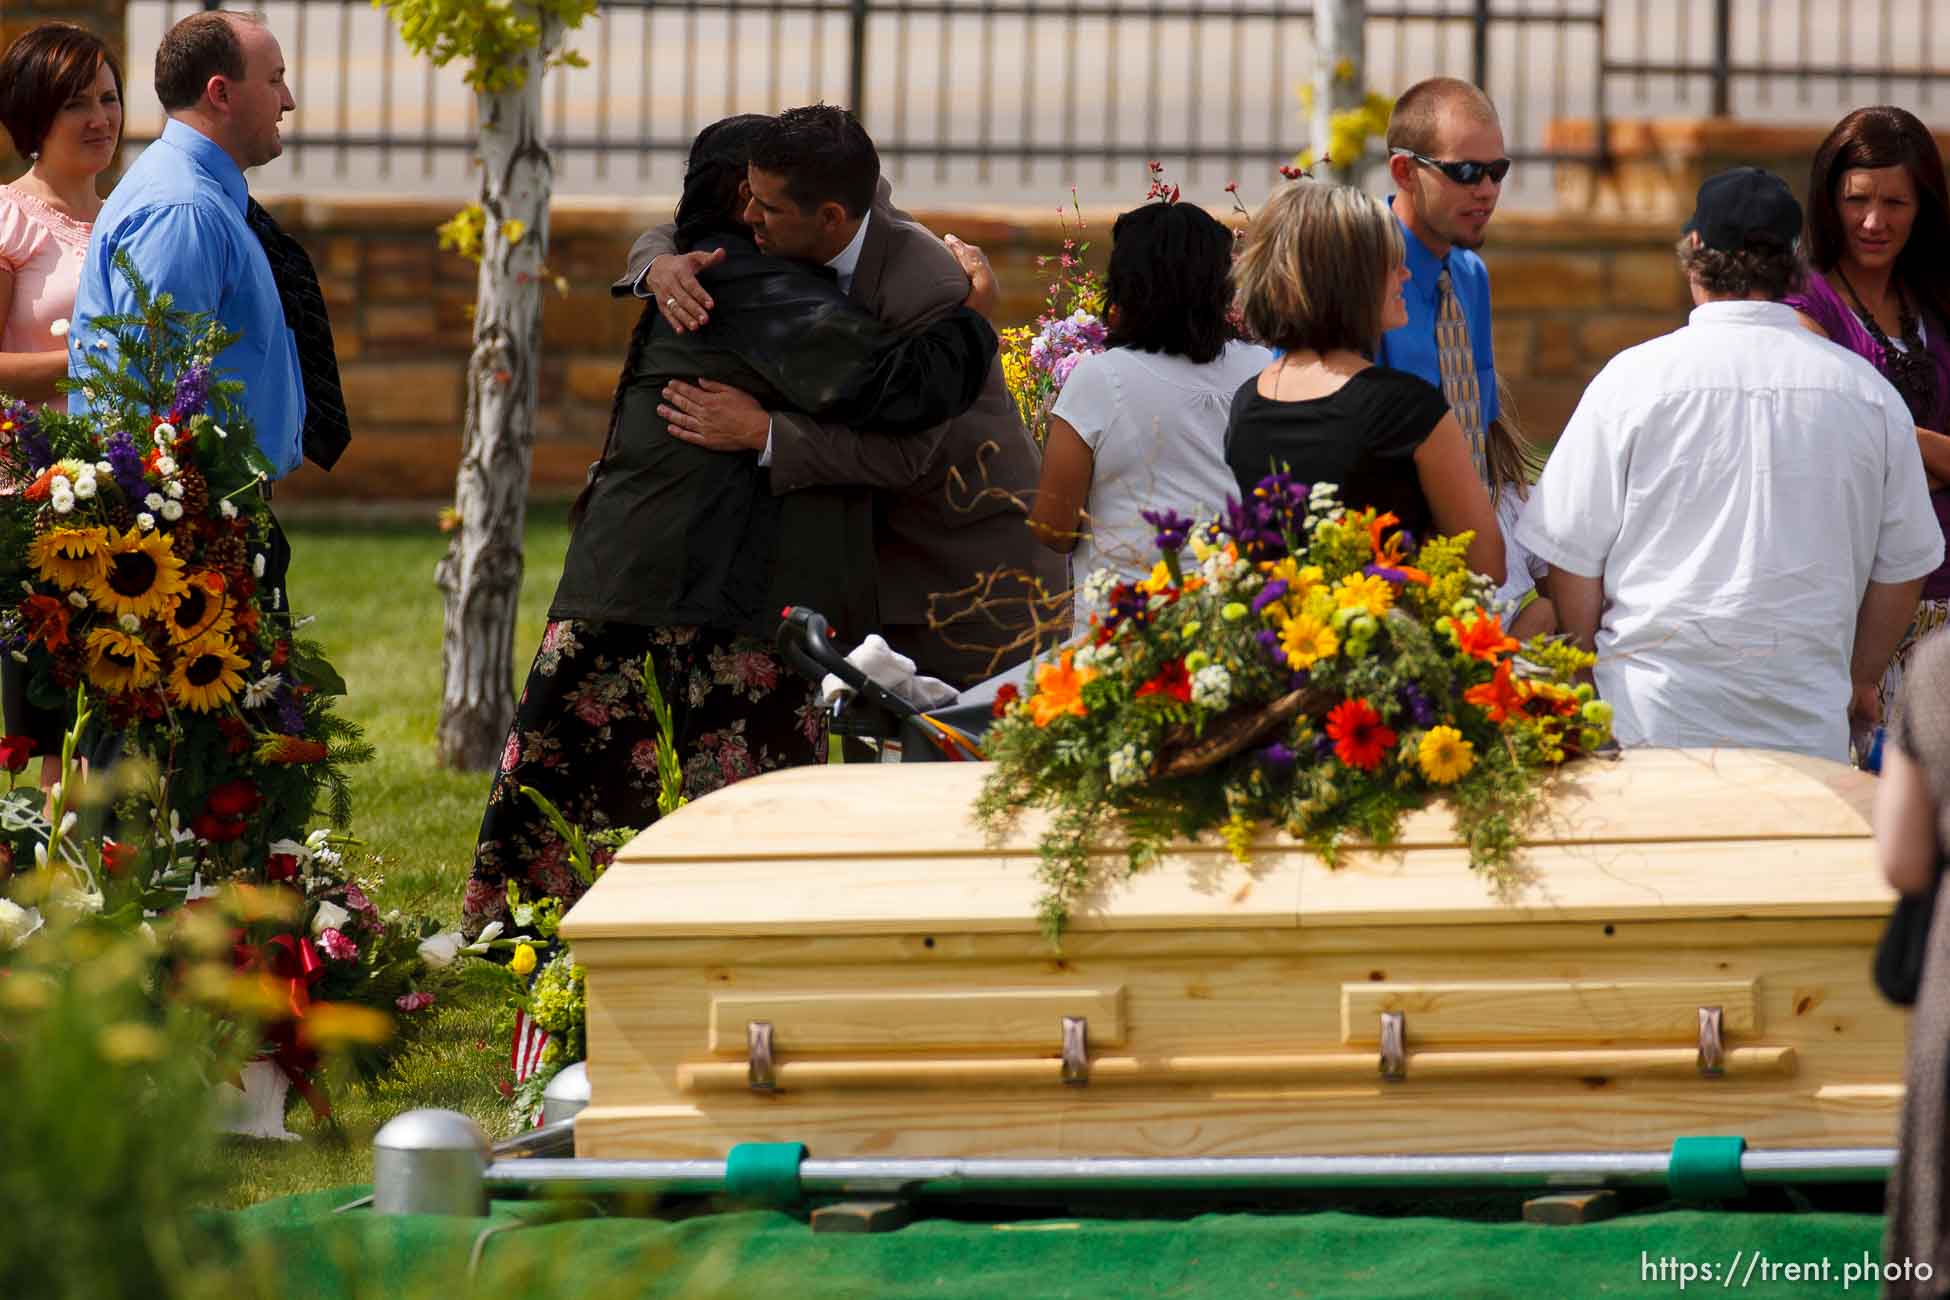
[747,1020,776,1093]
[1061,1016,1090,1086]
[1697,1005,1725,1079]
[1379,1011,1406,1083]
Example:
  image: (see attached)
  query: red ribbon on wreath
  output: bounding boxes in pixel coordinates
[230,930,333,1118]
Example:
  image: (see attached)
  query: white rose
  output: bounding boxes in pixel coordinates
[166,481,185,499]
[144,492,165,510]
[136,512,155,531]
[159,500,183,522]
[417,929,466,969]
[95,461,113,476]
[154,456,177,476]
[0,898,43,949]
[310,901,351,936]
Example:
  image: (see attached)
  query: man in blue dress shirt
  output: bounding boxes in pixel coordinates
[71,10,303,483]
[1378,77,1507,483]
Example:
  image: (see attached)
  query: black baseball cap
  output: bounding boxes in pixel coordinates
[1683,167,1803,253]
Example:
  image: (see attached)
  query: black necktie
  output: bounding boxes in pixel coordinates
[246,198,352,472]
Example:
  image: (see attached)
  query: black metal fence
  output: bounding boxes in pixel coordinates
[118,1,1950,205]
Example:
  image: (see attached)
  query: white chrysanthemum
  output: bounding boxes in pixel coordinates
[118,614,140,632]
[51,493,73,515]
[1191,664,1232,710]
[48,319,69,338]
[72,475,95,500]
[154,455,177,475]
[136,512,155,531]
[242,672,283,709]
[1074,641,1117,673]
[159,500,183,522]
[95,460,113,476]
[219,499,238,520]
[143,492,165,510]
[165,481,185,500]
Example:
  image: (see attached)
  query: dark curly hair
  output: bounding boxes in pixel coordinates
[0,22,123,160]
[1103,203,1236,364]
[1675,236,1801,301]
[748,103,879,219]
[1806,105,1950,329]
[673,113,773,248]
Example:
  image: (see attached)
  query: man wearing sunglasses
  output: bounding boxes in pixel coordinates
[1379,77,1509,482]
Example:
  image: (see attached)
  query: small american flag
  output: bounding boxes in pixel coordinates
[511,1008,551,1084]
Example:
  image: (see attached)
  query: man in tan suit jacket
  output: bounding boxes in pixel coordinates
[636,107,1061,686]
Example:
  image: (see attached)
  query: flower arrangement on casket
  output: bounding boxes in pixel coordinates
[0,257,438,1116]
[975,475,1615,939]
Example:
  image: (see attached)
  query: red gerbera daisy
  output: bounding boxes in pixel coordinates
[1325,697,1397,770]
[1136,658,1193,704]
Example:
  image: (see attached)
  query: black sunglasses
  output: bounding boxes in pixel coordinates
[1390,147,1511,186]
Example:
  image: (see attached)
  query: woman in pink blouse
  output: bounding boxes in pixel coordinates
[0,23,123,406]
[0,23,122,780]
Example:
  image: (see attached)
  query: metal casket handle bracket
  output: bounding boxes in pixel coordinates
[1379,1010,1407,1083]
[1697,1005,1725,1079]
[747,1019,777,1093]
[1061,1015,1090,1086]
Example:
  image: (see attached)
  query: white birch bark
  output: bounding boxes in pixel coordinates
[433,11,561,770]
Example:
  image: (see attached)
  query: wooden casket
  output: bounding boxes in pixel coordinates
[559,749,1907,1161]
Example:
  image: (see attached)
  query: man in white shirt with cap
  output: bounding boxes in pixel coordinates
[1518,167,1943,762]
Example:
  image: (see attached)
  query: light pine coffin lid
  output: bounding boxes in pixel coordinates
[559,748,1890,940]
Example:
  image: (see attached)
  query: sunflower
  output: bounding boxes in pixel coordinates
[83,625,162,694]
[167,571,232,644]
[1416,725,1476,784]
[86,527,188,620]
[1279,613,1339,671]
[29,526,110,589]
[1334,572,1396,617]
[166,633,249,712]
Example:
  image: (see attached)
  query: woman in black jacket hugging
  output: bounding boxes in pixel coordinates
[461,114,998,933]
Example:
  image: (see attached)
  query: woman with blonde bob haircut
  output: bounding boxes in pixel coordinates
[1225,181,1504,582]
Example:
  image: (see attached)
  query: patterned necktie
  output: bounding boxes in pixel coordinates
[1435,268,1487,482]
[245,198,352,472]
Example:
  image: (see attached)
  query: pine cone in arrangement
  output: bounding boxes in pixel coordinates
[206,530,245,573]
[105,502,135,533]
[176,467,210,519]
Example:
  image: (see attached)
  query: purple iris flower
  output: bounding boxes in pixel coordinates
[1219,496,1286,560]
[1397,684,1436,728]
[1141,507,1195,553]
[1258,742,1298,770]
[1250,579,1288,614]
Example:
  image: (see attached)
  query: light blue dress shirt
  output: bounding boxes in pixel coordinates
[1376,202,1501,430]
[71,118,305,479]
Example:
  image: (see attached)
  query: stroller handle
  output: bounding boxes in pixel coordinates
[774,606,924,720]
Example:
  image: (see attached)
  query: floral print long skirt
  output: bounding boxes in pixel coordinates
[461,619,826,934]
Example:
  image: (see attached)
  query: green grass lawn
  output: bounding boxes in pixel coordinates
[205,504,572,1208]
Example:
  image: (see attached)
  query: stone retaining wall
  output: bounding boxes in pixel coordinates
[263,197,1692,504]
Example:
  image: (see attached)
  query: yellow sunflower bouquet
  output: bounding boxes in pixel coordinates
[0,255,371,885]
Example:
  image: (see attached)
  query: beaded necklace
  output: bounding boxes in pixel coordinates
[1837,267,1941,428]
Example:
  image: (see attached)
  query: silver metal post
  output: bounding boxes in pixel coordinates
[373,1109,491,1216]
[541,1061,590,1127]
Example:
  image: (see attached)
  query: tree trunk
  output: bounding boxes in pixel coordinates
[434,14,560,770]
[1313,0,1367,184]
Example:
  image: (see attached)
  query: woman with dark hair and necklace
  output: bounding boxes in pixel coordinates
[460,114,999,935]
[1788,105,1950,751]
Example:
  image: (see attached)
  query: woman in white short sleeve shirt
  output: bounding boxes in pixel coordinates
[1028,202,1272,640]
